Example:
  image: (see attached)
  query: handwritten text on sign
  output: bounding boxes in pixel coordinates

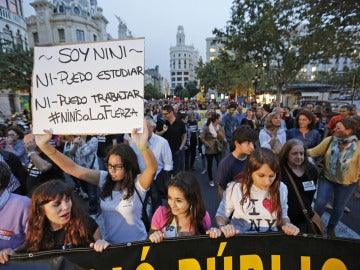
[32,39,145,135]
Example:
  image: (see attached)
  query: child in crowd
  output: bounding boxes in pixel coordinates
[149,172,216,243]
[215,148,300,237]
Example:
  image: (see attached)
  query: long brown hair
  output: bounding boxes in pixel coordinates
[100,143,140,200]
[240,148,282,225]
[26,180,93,252]
[164,172,207,234]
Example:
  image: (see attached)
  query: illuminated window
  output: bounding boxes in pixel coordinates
[209,48,216,53]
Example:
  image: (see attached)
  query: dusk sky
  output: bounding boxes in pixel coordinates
[24,0,233,81]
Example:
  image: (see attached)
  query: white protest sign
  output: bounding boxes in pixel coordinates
[31,38,144,134]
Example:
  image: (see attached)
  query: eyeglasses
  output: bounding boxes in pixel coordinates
[7,133,17,137]
[106,163,125,171]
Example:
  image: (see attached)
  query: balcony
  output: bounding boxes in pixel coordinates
[0,7,27,28]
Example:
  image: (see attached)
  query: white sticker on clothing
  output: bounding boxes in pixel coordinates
[302,180,316,191]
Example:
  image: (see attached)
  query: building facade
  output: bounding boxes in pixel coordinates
[0,0,28,116]
[169,25,199,92]
[26,0,108,48]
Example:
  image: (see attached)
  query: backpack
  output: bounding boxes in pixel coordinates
[134,188,151,232]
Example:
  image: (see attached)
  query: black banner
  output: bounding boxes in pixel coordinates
[3,233,360,270]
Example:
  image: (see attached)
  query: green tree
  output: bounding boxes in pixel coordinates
[196,51,257,98]
[174,85,184,98]
[184,81,199,98]
[300,0,359,61]
[0,45,33,111]
[144,84,162,100]
[213,0,358,101]
[0,45,33,91]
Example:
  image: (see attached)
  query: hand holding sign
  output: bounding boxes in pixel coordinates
[131,120,148,149]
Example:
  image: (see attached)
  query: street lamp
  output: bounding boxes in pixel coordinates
[252,76,261,95]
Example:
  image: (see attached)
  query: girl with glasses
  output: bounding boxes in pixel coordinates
[35,120,157,244]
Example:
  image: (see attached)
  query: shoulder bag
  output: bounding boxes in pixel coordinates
[284,167,325,236]
[315,137,333,176]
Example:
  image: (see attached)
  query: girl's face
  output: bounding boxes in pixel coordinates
[43,195,72,231]
[167,186,190,217]
[298,115,311,129]
[251,164,276,190]
[107,154,126,181]
[288,144,305,166]
[246,110,253,118]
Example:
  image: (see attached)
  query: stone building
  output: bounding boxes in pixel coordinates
[26,0,108,47]
[169,25,199,92]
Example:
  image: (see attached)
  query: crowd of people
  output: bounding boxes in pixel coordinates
[1,98,360,264]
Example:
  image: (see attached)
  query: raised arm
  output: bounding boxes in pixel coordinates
[35,131,100,186]
[132,120,158,190]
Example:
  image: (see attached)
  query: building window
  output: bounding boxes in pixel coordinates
[184,72,189,75]
[184,77,189,81]
[178,60,181,69]
[76,30,85,41]
[3,25,13,44]
[171,72,175,76]
[0,0,7,8]
[184,60,187,69]
[177,77,182,81]
[59,5,65,13]
[93,35,97,41]
[33,32,39,45]
[58,29,65,43]
[9,0,17,13]
[15,29,22,45]
[74,6,80,14]
[171,78,175,81]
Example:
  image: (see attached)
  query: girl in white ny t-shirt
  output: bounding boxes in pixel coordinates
[215,148,299,237]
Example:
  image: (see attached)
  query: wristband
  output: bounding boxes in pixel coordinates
[137,145,149,151]
[27,151,36,158]
[217,224,226,228]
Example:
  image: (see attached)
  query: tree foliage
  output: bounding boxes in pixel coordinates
[196,51,257,97]
[213,0,359,101]
[144,84,163,100]
[0,45,33,92]
[184,81,199,98]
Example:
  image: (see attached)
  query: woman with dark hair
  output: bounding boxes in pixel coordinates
[215,148,299,237]
[287,110,321,149]
[23,180,108,252]
[35,121,157,244]
[279,139,318,233]
[148,172,211,243]
[200,112,224,186]
[5,125,28,166]
[308,118,360,237]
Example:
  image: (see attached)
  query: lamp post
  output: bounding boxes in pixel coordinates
[252,75,261,95]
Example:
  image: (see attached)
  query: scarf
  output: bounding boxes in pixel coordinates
[0,188,11,211]
[329,135,357,177]
[209,122,218,138]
